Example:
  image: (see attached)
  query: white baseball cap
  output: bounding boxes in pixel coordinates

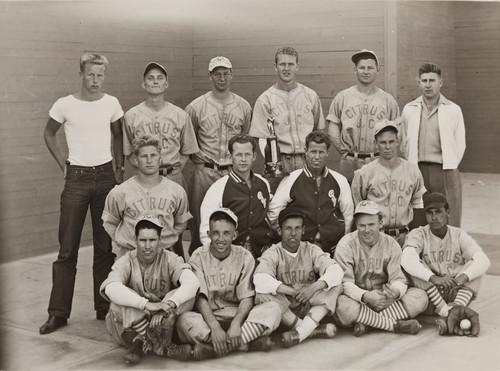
[351,49,379,66]
[208,56,232,72]
[210,207,238,228]
[374,119,399,138]
[143,62,168,78]
[354,200,380,216]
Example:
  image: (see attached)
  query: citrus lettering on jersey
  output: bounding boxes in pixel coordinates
[358,257,386,272]
[125,198,177,218]
[271,101,312,124]
[276,269,316,285]
[205,272,239,290]
[201,112,243,133]
[345,104,386,128]
[422,251,463,266]
[134,120,180,140]
[369,180,415,199]
[143,277,169,293]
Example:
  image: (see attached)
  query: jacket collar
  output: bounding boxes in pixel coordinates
[229,169,253,183]
[303,164,329,178]
[410,94,451,106]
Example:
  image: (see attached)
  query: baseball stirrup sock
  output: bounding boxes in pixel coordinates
[282,309,301,329]
[296,315,319,342]
[453,288,474,307]
[357,304,395,332]
[131,318,149,337]
[241,322,266,344]
[426,285,448,315]
[380,301,409,320]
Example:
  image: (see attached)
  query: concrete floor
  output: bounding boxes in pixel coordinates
[1,172,499,370]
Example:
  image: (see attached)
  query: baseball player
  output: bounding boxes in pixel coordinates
[334,201,428,337]
[40,53,124,334]
[102,135,192,259]
[401,192,490,326]
[199,134,272,258]
[186,56,252,254]
[268,131,353,255]
[401,63,465,228]
[327,49,400,182]
[123,62,199,189]
[100,216,199,365]
[351,119,426,246]
[176,208,281,360]
[254,208,344,348]
[249,46,326,175]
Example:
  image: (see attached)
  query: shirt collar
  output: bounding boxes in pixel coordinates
[229,169,253,183]
[416,94,451,106]
[303,164,329,178]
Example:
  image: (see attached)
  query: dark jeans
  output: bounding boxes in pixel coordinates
[48,161,116,318]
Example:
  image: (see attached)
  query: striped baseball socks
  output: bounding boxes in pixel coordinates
[453,288,474,307]
[426,285,451,317]
[356,304,396,332]
[131,317,148,337]
[240,322,266,344]
[379,300,409,320]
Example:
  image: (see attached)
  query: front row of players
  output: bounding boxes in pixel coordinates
[101,195,489,365]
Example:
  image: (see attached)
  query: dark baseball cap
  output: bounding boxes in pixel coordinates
[278,207,305,227]
[423,192,448,211]
[143,62,168,78]
[374,119,399,138]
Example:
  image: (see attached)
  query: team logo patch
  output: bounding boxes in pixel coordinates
[257,191,266,208]
[328,189,337,207]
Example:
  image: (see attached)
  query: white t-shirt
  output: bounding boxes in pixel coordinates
[49,94,123,166]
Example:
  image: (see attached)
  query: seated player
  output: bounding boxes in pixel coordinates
[176,208,281,360]
[254,208,344,348]
[401,192,490,334]
[99,216,199,365]
[334,201,428,336]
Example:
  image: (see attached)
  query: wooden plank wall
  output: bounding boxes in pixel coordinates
[454,2,500,173]
[0,1,194,262]
[191,0,387,171]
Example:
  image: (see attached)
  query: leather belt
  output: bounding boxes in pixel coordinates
[346,152,379,159]
[384,227,409,236]
[159,167,173,176]
[204,163,230,171]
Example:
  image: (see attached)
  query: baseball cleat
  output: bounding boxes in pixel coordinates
[281,330,300,348]
[310,323,337,339]
[393,319,422,335]
[122,340,144,364]
[353,322,370,337]
[192,343,217,361]
[248,336,274,352]
[164,343,192,361]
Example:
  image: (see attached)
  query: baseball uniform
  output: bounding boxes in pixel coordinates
[402,95,465,227]
[333,231,428,331]
[327,86,399,182]
[199,170,272,257]
[100,248,199,353]
[249,83,326,173]
[268,165,354,254]
[351,158,426,246]
[176,244,280,344]
[254,241,343,316]
[102,176,192,258]
[401,225,490,309]
[186,91,252,251]
[123,101,199,188]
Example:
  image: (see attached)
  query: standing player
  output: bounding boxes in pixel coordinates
[401,192,490,326]
[186,56,252,254]
[254,208,344,348]
[40,53,124,334]
[327,49,400,182]
[123,62,199,189]
[402,63,465,227]
[351,119,426,246]
[249,46,326,174]
[334,201,428,336]
[102,135,192,259]
[199,134,272,258]
[176,208,281,360]
[268,131,353,255]
[100,216,199,365]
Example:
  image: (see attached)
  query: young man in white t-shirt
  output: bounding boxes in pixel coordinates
[40,53,124,334]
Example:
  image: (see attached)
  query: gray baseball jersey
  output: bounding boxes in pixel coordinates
[351,159,426,229]
[249,83,326,154]
[327,86,399,154]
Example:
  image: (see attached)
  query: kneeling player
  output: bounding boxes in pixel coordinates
[401,192,490,336]
[254,208,344,348]
[334,201,428,336]
[176,208,281,360]
[100,216,200,365]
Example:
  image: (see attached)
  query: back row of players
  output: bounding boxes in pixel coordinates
[40,49,489,364]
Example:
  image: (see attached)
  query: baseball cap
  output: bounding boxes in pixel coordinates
[210,207,238,228]
[278,207,305,227]
[374,119,399,138]
[208,56,232,72]
[351,49,379,66]
[354,200,380,216]
[143,62,168,78]
[423,192,448,211]
[134,215,164,234]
